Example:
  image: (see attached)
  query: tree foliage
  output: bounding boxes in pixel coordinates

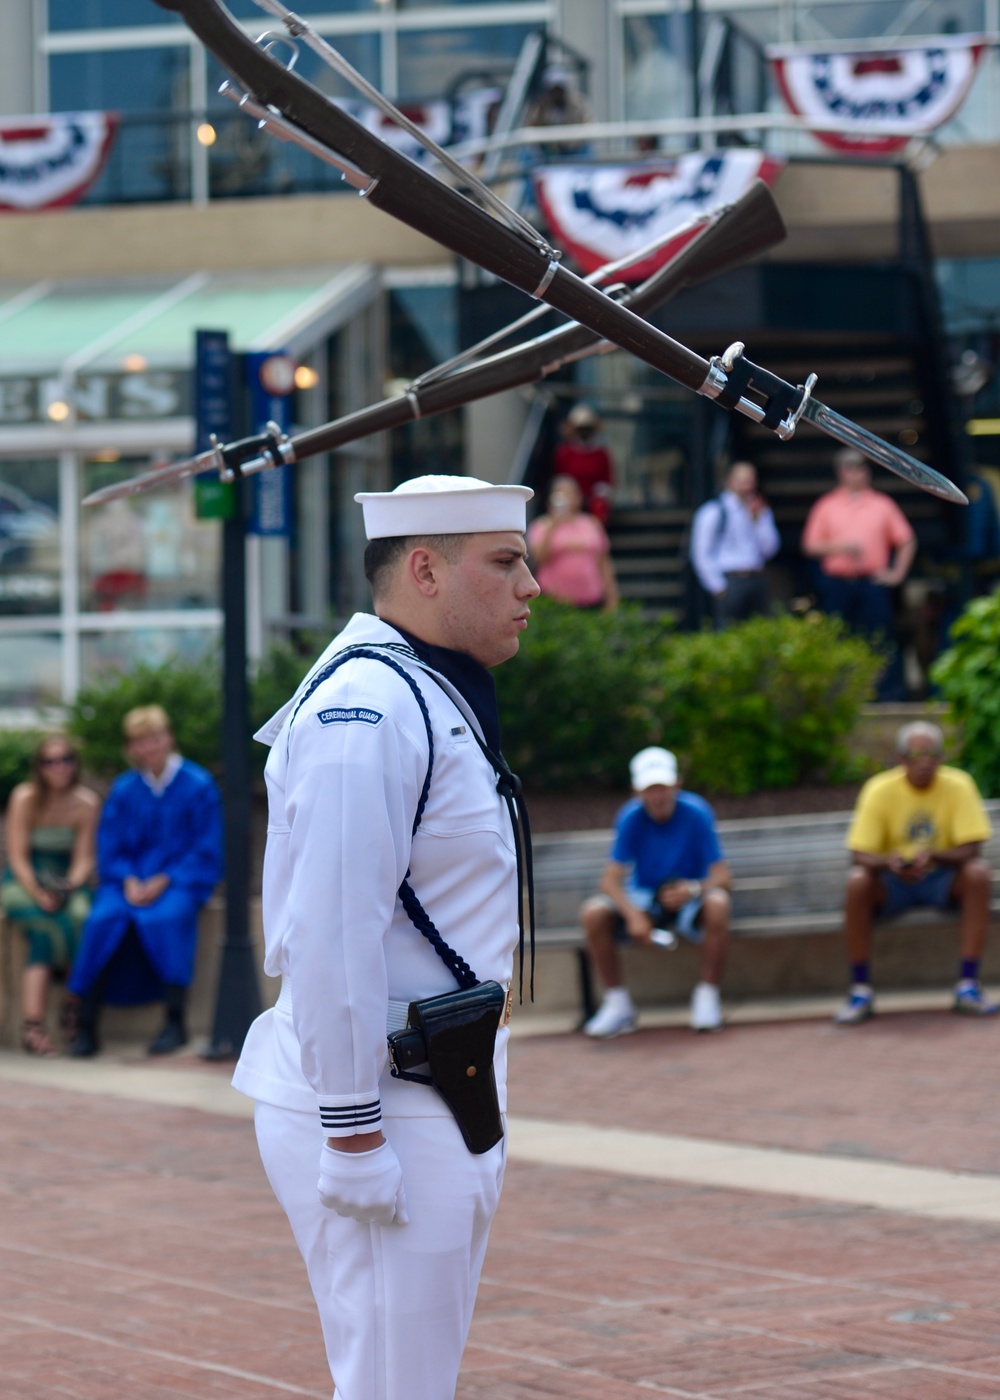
[498,599,880,793]
[56,607,880,796]
[931,591,1000,798]
[65,638,322,781]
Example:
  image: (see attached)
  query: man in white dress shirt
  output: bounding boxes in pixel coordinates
[689,461,780,626]
[232,475,539,1400]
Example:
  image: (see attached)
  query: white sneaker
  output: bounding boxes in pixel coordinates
[833,984,874,1025]
[690,982,723,1032]
[583,992,637,1039]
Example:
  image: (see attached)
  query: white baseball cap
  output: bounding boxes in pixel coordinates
[355,474,532,540]
[630,746,679,790]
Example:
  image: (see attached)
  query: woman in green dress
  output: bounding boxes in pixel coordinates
[3,736,100,1055]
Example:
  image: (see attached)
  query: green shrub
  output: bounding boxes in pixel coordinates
[652,614,881,794]
[498,601,880,793]
[66,635,326,781]
[497,598,668,786]
[61,608,878,797]
[0,730,46,804]
[930,591,1000,798]
[67,656,224,778]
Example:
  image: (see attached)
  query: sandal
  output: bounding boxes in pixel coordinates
[22,1019,59,1058]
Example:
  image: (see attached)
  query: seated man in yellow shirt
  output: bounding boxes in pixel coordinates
[835,720,994,1024]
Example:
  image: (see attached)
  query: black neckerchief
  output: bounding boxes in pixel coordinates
[382,620,535,1000]
[387,623,502,755]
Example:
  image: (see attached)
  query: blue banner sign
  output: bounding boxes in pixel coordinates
[245,351,294,538]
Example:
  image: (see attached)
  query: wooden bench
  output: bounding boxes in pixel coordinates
[532,801,1000,1018]
[0,895,276,1052]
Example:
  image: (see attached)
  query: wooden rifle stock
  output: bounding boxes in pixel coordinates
[145,0,966,504]
[291,181,786,462]
[154,0,719,394]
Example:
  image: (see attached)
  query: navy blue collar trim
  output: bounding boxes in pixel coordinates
[385,623,502,755]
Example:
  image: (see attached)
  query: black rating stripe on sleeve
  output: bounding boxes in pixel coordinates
[319,1100,382,1130]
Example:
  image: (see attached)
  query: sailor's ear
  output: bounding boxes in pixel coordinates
[406,545,441,597]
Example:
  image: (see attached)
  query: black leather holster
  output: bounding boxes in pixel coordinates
[387,980,508,1154]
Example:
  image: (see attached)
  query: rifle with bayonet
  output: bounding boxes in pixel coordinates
[85,183,784,503]
[104,0,965,509]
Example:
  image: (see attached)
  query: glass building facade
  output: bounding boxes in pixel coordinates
[0,272,383,712]
[0,0,995,699]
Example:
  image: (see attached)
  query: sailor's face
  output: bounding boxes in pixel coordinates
[438,532,539,668]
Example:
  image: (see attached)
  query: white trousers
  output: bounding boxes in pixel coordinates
[255,1104,506,1400]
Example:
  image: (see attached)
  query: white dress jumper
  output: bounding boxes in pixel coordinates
[233,613,519,1400]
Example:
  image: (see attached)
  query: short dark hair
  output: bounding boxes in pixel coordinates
[834,447,868,473]
[363,534,465,599]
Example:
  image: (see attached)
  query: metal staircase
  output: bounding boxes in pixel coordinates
[730,327,958,577]
[607,508,691,612]
[604,324,958,616]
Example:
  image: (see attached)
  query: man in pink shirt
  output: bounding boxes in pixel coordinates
[801,448,916,699]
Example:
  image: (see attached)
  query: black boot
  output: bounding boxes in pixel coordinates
[71,1023,100,1058]
[148,985,187,1055]
[71,986,103,1058]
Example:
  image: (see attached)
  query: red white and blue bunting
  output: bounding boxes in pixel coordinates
[769,36,987,154]
[0,112,118,212]
[533,151,784,278]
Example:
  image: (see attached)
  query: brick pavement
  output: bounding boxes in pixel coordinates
[3,1009,1000,1398]
[508,1008,1000,1175]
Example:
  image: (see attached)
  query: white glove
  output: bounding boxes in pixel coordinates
[318,1140,409,1226]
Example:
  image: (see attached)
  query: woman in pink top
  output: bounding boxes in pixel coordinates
[528,476,619,610]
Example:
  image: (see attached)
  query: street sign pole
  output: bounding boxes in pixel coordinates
[198,334,263,1060]
[203,486,263,1058]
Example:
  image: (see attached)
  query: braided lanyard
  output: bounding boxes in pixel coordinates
[287,643,534,996]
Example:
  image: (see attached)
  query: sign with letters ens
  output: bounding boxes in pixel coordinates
[0,371,187,425]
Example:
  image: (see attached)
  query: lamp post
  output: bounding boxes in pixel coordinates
[194,331,263,1060]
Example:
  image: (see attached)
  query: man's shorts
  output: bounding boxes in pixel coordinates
[878,866,957,920]
[594,893,705,945]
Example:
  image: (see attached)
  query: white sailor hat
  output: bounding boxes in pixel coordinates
[355,474,533,540]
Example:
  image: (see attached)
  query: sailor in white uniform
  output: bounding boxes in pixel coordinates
[233,475,539,1400]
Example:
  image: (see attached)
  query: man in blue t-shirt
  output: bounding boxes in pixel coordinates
[579,746,732,1036]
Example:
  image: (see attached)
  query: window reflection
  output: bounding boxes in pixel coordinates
[49,48,190,114]
[0,461,61,617]
[223,0,377,15]
[80,630,215,683]
[48,0,180,30]
[207,39,382,110]
[0,634,62,708]
[397,25,534,100]
[80,459,220,613]
[623,16,692,123]
[81,628,217,683]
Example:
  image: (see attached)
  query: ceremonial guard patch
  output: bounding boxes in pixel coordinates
[316,706,384,727]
